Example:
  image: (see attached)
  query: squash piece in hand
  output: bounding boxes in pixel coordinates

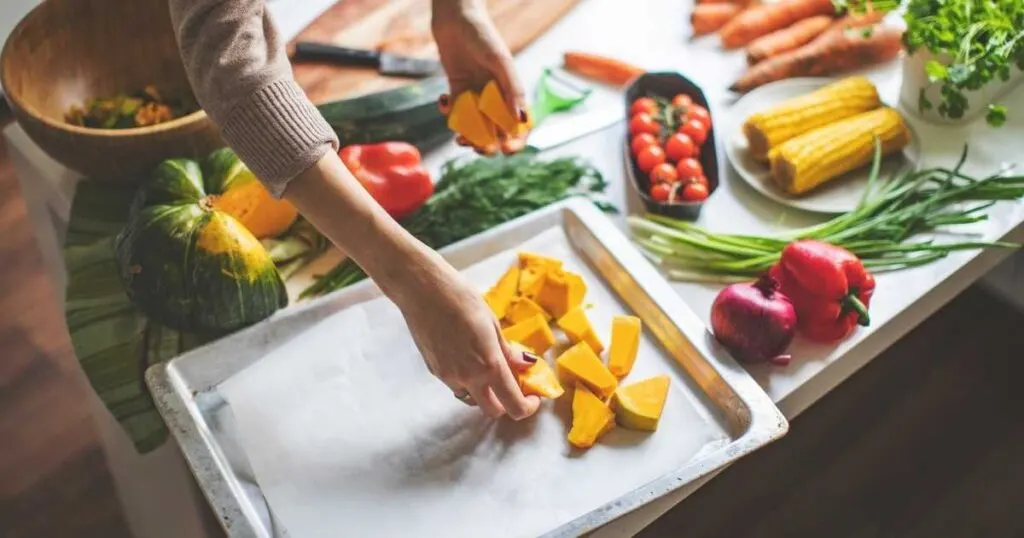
[612,375,670,431]
[608,315,642,377]
[517,359,564,399]
[447,92,498,149]
[557,306,604,354]
[556,341,617,399]
[568,384,615,449]
[479,80,532,136]
[536,269,586,319]
[483,265,520,319]
[505,296,551,325]
[502,314,556,354]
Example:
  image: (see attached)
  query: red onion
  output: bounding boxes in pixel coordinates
[710,275,796,366]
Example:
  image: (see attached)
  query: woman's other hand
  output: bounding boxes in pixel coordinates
[395,255,541,420]
[432,0,528,155]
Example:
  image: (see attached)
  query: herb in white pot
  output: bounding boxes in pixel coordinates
[901,0,1024,126]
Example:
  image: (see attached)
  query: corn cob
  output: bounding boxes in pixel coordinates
[743,77,880,162]
[769,107,911,195]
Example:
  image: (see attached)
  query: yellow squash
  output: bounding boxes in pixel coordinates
[483,265,520,319]
[536,269,587,319]
[611,375,670,431]
[505,296,551,325]
[517,359,564,399]
[517,252,562,299]
[608,315,642,377]
[769,107,911,195]
[447,91,498,149]
[743,76,880,162]
[568,384,615,449]
[502,314,556,354]
[556,341,617,399]
[479,80,532,137]
[557,306,604,354]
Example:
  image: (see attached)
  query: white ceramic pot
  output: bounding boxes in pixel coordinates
[899,48,1024,125]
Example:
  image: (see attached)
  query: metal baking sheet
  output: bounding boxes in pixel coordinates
[147,198,788,538]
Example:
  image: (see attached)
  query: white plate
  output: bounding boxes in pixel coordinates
[725,78,920,215]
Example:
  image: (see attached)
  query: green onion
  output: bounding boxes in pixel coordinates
[630,145,1023,283]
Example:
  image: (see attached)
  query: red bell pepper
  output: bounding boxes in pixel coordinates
[339,142,433,220]
[769,240,875,343]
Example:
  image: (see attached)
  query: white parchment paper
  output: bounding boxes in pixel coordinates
[220,227,726,538]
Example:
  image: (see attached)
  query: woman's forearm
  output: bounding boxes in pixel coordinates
[283,152,451,306]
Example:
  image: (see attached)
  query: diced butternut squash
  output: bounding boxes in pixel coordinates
[517,359,564,399]
[502,314,556,354]
[483,265,520,319]
[557,306,604,354]
[518,253,562,299]
[611,375,670,431]
[568,384,615,449]
[479,80,532,136]
[536,269,586,319]
[505,296,551,325]
[556,341,617,399]
[608,315,642,377]
[447,92,498,149]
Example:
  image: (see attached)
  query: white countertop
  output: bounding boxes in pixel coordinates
[6,0,1024,536]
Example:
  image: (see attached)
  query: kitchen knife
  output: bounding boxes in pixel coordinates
[292,42,442,78]
[526,106,624,153]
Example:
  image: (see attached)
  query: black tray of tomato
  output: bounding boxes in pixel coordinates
[624,72,720,220]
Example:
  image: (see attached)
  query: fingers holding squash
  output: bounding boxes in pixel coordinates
[441,81,532,155]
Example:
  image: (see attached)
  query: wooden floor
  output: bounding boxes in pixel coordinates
[0,104,1022,537]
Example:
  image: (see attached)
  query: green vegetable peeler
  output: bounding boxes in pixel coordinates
[530,68,593,125]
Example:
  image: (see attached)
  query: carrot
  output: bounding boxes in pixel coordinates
[719,0,837,49]
[691,4,743,36]
[697,0,748,4]
[562,52,644,87]
[825,9,886,33]
[745,15,834,64]
[730,24,904,93]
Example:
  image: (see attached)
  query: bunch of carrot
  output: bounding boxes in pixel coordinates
[690,0,904,92]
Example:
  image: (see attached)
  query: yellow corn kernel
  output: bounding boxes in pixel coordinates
[743,77,881,162]
[769,107,911,195]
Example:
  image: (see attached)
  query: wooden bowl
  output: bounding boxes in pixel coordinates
[1,0,223,182]
[624,72,722,220]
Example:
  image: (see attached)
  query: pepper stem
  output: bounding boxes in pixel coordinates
[842,293,871,327]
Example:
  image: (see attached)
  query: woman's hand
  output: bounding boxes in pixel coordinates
[394,255,542,420]
[432,0,528,155]
[286,153,540,421]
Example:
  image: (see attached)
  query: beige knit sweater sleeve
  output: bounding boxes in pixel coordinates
[169,0,339,197]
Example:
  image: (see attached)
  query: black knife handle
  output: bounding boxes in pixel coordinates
[293,42,380,67]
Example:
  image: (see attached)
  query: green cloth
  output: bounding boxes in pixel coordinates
[63,182,325,454]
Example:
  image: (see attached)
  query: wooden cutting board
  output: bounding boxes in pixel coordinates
[289,0,581,104]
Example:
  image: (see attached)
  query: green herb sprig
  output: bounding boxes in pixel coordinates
[629,145,1023,282]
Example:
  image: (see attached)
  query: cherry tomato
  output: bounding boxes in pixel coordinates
[629,113,662,136]
[681,182,709,202]
[664,133,697,162]
[636,145,666,174]
[630,97,659,117]
[649,182,673,202]
[630,133,659,156]
[675,158,703,181]
[688,105,712,130]
[650,163,679,184]
[671,94,693,110]
[680,119,708,146]
[690,174,710,190]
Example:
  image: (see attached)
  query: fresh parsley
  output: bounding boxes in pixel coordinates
[903,0,1024,126]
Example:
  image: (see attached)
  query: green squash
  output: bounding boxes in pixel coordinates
[317,77,452,152]
[115,149,287,333]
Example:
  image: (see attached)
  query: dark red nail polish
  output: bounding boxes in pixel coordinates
[517,108,529,123]
[523,351,540,363]
[439,94,450,106]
